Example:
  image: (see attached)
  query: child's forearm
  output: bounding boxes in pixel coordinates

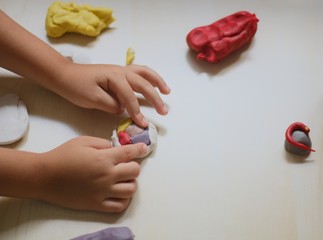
[0,10,70,91]
[0,148,45,200]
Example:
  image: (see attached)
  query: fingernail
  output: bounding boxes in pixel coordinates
[134,113,148,128]
[165,85,171,93]
[140,144,149,157]
[162,104,168,114]
[142,117,149,126]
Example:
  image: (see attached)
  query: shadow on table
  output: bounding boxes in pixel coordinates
[0,197,126,232]
[0,76,159,141]
[0,76,116,139]
[283,150,315,164]
[185,40,256,76]
[47,27,116,47]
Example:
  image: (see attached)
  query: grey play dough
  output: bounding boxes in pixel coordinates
[0,94,29,145]
[285,130,312,156]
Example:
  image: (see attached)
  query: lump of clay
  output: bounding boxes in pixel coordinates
[46,1,115,38]
[111,118,157,157]
[0,94,29,145]
[186,11,258,63]
[285,122,315,156]
[126,48,135,65]
[71,227,134,240]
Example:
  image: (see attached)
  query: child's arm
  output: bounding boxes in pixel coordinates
[0,137,148,212]
[0,10,170,127]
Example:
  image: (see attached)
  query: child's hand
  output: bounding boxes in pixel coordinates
[0,11,170,127]
[54,63,171,127]
[38,136,148,213]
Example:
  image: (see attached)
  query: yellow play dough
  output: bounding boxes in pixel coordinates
[126,48,135,65]
[117,118,133,133]
[46,1,115,38]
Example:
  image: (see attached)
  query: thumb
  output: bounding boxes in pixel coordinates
[75,136,113,149]
[111,143,149,164]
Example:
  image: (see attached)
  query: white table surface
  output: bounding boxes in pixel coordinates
[1,0,323,239]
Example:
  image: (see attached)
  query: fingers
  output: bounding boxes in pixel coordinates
[111,76,148,127]
[126,65,170,119]
[109,180,138,198]
[110,143,149,165]
[114,161,140,182]
[101,198,131,213]
[75,136,113,149]
[98,150,141,212]
[107,64,170,127]
[100,180,137,212]
[94,87,125,114]
[127,64,171,95]
[126,71,169,116]
[92,142,143,213]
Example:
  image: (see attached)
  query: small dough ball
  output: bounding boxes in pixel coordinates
[111,118,157,157]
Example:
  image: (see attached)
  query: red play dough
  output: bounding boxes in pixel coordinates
[117,131,131,145]
[186,11,259,63]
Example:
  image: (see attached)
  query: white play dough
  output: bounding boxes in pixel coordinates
[72,53,91,64]
[59,49,91,64]
[0,94,29,145]
[146,122,158,155]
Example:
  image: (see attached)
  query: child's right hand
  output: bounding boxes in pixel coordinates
[37,136,148,213]
[53,63,170,128]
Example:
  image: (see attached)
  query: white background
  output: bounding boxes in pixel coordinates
[0,0,323,239]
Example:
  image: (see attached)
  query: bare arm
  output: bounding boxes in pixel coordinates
[0,138,148,212]
[0,10,170,127]
[0,10,168,212]
[0,10,69,91]
[0,148,43,199]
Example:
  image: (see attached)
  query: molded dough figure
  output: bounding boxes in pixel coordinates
[46,1,115,38]
[285,122,315,156]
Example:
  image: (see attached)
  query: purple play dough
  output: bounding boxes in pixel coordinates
[130,129,150,145]
[71,227,134,240]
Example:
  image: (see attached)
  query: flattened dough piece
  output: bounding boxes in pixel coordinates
[46,1,115,37]
[71,227,134,240]
[0,94,29,145]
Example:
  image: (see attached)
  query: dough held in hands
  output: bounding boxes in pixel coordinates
[111,118,157,158]
[0,94,29,145]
